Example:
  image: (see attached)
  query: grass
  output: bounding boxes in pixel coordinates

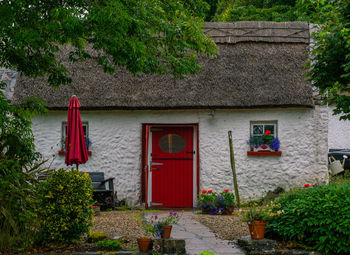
[329,170,350,185]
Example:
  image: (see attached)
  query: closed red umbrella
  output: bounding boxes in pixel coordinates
[65,95,88,168]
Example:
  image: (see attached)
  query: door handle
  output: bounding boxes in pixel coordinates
[151,162,164,166]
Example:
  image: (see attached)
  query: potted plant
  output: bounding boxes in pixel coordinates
[242,207,268,239]
[92,205,100,216]
[137,236,152,252]
[137,213,161,252]
[216,189,235,215]
[197,190,218,214]
[137,219,153,252]
[146,210,181,239]
[248,130,280,152]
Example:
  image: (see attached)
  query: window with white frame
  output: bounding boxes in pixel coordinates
[61,121,90,151]
[250,121,278,139]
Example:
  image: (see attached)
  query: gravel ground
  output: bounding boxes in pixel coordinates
[91,210,146,250]
[91,210,249,250]
[192,212,250,240]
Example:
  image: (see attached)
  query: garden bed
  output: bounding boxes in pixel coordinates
[11,210,145,254]
[192,212,249,240]
[91,210,145,250]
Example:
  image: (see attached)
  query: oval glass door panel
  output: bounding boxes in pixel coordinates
[159,134,186,153]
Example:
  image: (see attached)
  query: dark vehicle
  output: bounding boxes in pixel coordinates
[329,149,350,170]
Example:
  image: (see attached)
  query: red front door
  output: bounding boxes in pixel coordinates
[151,127,193,207]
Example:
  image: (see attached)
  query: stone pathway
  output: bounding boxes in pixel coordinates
[145,211,245,255]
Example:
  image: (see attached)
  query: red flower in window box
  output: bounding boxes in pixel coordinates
[202,190,207,194]
[208,189,212,193]
[261,145,268,150]
[58,150,65,156]
[224,189,229,193]
[304,184,310,188]
[265,130,271,135]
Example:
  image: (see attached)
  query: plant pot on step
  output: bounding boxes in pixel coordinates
[161,225,172,239]
[248,221,266,239]
[137,237,152,252]
[222,206,234,215]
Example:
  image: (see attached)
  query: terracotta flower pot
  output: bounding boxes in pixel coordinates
[248,221,266,239]
[137,237,152,252]
[202,208,210,214]
[161,225,172,239]
[222,206,234,215]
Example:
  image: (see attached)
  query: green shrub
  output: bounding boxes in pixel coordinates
[37,168,94,243]
[0,158,49,251]
[96,239,122,250]
[198,251,218,255]
[0,92,47,252]
[266,184,350,254]
[87,231,108,242]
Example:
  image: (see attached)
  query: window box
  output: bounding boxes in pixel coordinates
[248,121,280,152]
[247,151,282,156]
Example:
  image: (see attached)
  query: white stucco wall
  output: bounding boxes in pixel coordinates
[32,106,328,206]
[328,106,350,149]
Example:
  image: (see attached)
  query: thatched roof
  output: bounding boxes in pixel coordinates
[12,21,313,110]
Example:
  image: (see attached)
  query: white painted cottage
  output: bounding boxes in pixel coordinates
[3,21,333,207]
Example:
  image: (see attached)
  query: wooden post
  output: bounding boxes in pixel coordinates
[228,131,240,208]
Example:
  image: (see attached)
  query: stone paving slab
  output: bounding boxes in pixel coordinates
[145,211,245,255]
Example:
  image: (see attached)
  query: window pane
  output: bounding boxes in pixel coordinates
[264,125,275,134]
[159,134,186,153]
[253,125,263,135]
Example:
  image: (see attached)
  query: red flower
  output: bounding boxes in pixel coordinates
[261,145,268,149]
[202,190,207,194]
[208,189,213,193]
[304,184,310,188]
[265,130,271,135]
[224,189,229,193]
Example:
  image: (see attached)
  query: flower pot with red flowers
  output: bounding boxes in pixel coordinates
[198,189,236,215]
[197,190,217,214]
[217,189,235,215]
[222,206,234,215]
[137,237,152,252]
[92,205,100,216]
[242,207,268,239]
[248,130,280,152]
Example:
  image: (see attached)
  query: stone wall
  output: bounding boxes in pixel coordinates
[31,107,329,206]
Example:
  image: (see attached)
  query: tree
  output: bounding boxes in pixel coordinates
[0,0,216,88]
[0,93,48,251]
[307,0,350,120]
[213,0,321,22]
